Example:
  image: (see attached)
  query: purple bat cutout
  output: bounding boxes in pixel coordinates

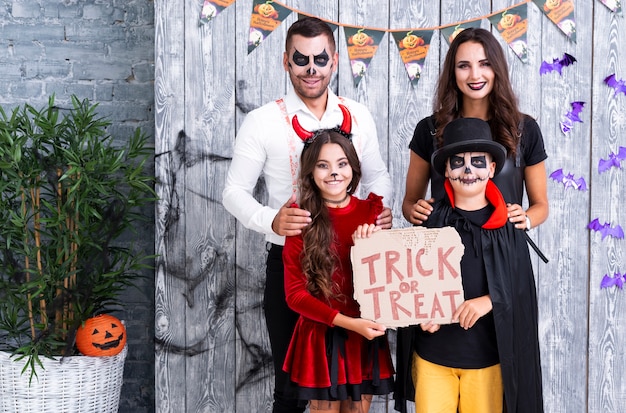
[604,73,626,97]
[598,146,626,173]
[549,169,587,191]
[587,218,625,240]
[600,272,625,289]
[560,101,585,134]
[540,53,577,75]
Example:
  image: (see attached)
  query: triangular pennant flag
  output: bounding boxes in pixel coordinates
[248,0,292,54]
[440,20,483,46]
[391,29,434,86]
[598,0,622,14]
[488,4,530,63]
[200,0,236,23]
[297,13,338,33]
[532,0,576,43]
[343,26,386,87]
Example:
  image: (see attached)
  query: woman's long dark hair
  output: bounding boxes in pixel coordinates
[434,27,523,157]
[298,130,361,301]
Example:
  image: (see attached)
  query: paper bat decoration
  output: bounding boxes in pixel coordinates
[600,272,626,289]
[598,146,626,173]
[549,169,587,191]
[560,101,585,134]
[604,73,626,97]
[539,53,576,75]
[587,218,625,240]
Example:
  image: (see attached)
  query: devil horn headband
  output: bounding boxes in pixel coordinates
[291,104,352,147]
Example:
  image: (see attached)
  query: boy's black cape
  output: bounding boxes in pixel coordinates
[394,181,543,413]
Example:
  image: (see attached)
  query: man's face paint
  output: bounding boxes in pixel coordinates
[291,49,330,75]
[446,152,493,185]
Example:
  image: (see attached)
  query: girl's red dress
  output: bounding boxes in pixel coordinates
[282,193,395,401]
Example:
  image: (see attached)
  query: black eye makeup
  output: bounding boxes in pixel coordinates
[470,155,487,168]
[292,49,330,67]
[448,155,488,170]
[449,155,465,170]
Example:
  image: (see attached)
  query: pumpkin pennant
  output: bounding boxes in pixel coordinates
[598,0,622,14]
[440,19,483,46]
[391,29,434,86]
[488,3,530,64]
[200,0,236,23]
[343,26,386,87]
[247,0,292,54]
[532,0,577,43]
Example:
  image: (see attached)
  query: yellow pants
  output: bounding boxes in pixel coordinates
[412,353,503,413]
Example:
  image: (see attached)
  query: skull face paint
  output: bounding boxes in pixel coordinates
[283,34,337,101]
[445,152,494,185]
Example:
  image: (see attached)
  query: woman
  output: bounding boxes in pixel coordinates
[282,123,394,413]
[402,28,548,232]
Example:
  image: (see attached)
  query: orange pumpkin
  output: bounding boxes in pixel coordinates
[76,314,127,356]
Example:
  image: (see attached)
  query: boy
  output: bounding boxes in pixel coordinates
[395,118,543,413]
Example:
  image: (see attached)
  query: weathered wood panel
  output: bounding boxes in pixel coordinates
[155,1,626,411]
[589,5,626,412]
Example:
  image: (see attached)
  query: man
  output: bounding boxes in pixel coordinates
[222,16,392,413]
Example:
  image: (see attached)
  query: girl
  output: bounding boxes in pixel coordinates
[282,120,394,413]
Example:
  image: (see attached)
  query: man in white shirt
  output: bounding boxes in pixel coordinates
[222,16,392,413]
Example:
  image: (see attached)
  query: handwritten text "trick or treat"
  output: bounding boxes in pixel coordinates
[351,227,465,328]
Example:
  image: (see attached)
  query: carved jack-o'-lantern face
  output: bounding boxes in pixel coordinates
[76,314,127,357]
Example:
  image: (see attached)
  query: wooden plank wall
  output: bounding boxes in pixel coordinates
[154,0,626,411]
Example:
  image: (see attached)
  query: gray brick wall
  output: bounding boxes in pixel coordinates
[0,1,155,411]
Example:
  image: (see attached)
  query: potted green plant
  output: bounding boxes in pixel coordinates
[0,95,155,412]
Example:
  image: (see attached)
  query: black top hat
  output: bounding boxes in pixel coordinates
[431,118,507,176]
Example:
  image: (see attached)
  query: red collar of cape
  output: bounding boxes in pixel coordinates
[444,179,508,229]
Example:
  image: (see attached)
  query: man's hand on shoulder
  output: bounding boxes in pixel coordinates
[376,207,393,229]
[271,194,312,236]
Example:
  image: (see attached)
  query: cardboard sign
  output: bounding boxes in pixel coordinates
[351,226,465,328]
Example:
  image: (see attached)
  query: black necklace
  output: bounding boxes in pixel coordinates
[322,194,349,207]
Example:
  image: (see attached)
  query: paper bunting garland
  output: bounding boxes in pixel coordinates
[391,30,434,86]
[440,20,483,46]
[598,0,622,13]
[343,27,386,87]
[202,0,585,86]
[488,4,530,63]
[200,0,236,23]
[532,0,576,43]
[247,0,292,54]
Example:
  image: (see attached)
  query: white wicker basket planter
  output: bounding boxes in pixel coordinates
[0,345,127,413]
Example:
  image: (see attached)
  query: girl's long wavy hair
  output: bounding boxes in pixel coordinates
[298,130,361,301]
[434,27,523,157]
